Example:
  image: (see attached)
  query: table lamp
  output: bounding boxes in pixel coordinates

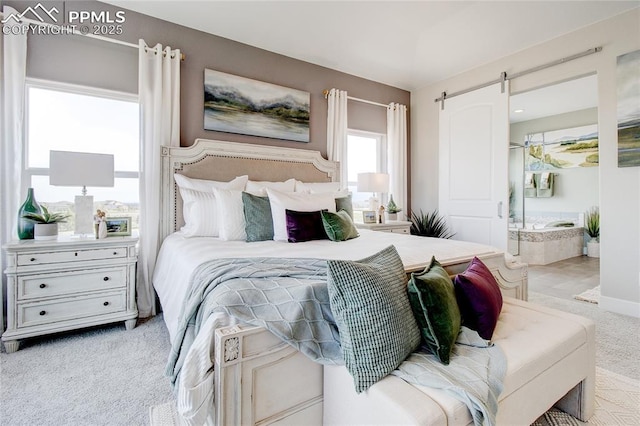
[49,150,114,235]
[357,172,389,212]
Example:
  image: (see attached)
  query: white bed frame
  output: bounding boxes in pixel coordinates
[160,139,529,425]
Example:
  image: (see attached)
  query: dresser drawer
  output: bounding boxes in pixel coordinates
[17,247,128,266]
[18,267,126,301]
[18,292,126,328]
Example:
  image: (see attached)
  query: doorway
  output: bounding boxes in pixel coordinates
[508,75,600,300]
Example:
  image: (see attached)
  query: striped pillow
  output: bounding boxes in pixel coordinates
[327,245,420,393]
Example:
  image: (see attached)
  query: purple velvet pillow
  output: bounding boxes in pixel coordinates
[453,257,503,340]
[285,209,328,243]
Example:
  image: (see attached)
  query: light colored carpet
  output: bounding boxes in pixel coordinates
[149,367,640,426]
[574,285,600,304]
[0,315,174,426]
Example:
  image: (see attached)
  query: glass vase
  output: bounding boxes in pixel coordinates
[17,188,43,240]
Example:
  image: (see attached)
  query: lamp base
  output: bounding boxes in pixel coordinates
[368,196,379,212]
[75,195,94,235]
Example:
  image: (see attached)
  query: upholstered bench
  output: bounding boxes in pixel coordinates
[324,298,596,425]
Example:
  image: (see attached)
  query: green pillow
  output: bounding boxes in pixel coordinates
[335,194,354,219]
[321,210,359,241]
[408,256,461,365]
[327,245,420,393]
[241,192,273,242]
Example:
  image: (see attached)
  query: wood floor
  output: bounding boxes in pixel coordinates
[526,255,600,300]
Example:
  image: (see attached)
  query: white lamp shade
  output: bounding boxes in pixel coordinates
[357,172,389,193]
[49,151,114,188]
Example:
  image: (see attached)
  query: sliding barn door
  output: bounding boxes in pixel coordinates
[439,83,509,251]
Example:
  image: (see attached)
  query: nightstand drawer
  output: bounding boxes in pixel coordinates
[389,227,410,234]
[17,247,128,266]
[18,291,126,328]
[18,267,127,300]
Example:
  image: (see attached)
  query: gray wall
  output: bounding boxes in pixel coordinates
[4,0,409,159]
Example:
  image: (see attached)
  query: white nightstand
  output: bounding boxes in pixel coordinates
[2,236,138,353]
[355,220,412,234]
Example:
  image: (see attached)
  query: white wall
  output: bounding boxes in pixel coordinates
[411,9,640,317]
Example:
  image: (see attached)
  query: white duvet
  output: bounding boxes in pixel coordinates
[153,230,500,343]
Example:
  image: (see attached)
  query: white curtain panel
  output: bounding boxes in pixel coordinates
[387,103,408,212]
[326,88,348,184]
[1,7,28,331]
[138,40,181,317]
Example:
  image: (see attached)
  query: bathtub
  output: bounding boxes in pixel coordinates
[509,226,584,265]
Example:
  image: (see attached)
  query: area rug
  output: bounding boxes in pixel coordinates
[574,285,600,304]
[149,367,639,426]
[149,399,181,426]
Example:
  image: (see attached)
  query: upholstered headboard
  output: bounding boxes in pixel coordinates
[160,139,340,240]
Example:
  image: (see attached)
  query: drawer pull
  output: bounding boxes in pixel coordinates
[30,257,36,262]
[75,252,78,256]
[103,276,110,281]
[113,251,118,255]
[39,283,47,289]
[39,310,46,316]
[103,301,109,306]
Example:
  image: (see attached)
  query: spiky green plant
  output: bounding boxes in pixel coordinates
[408,209,455,239]
[387,195,402,213]
[584,206,599,242]
[22,205,69,224]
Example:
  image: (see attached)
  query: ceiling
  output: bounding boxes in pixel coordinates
[104,1,638,91]
[510,74,598,123]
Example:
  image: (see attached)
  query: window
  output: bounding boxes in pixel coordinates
[24,80,140,235]
[346,130,387,212]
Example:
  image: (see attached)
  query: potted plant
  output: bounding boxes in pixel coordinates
[584,206,600,258]
[386,195,402,221]
[22,206,70,241]
[408,209,455,239]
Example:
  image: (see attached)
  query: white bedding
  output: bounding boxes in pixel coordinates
[153,230,501,343]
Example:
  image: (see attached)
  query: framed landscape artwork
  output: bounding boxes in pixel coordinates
[204,69,310,142]
[616,49,640,167]
[525,124,599,170]
[105,217,131,237]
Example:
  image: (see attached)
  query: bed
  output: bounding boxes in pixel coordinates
[155,139,593,426]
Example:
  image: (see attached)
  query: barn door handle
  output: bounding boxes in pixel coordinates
[497,201,503,219]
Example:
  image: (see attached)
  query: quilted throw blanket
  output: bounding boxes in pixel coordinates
[167,257,505,426]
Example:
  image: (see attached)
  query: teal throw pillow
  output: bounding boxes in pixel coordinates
[242,192,273,242]
[321,210,359,242]
[327,245,420,393]
[408,256,461,365]
[335,194,354,219]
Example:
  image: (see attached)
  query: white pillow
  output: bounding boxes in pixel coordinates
[266,188,337,241]
[179,188,219,237]
[213,188,246,241]
[174,174,248,192]
[175,175,248,237]
[245,178,296,196]
[294,180,342,194]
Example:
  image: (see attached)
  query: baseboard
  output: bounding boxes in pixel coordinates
[599,295,640,318]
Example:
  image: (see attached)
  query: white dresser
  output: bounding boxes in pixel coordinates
[2,237,138,353]
[355,220,412,234]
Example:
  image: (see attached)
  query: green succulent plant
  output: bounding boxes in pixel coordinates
[22,205,69,224]
[408,209,455,239]
[584,206,599,242]
[386,195,402,214]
